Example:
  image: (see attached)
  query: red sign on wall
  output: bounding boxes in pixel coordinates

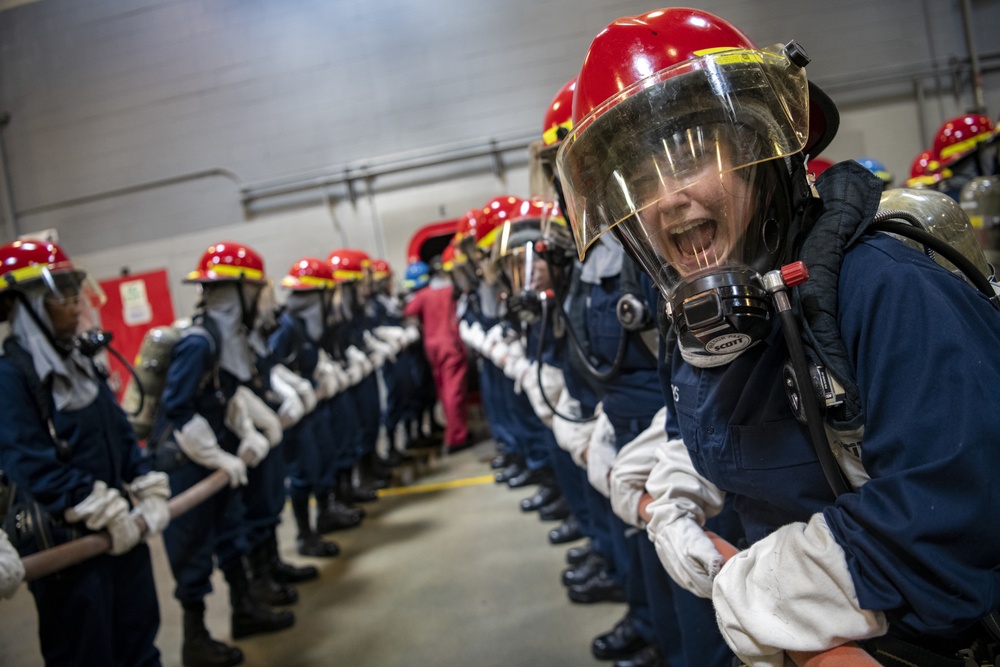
[98,270,176,400]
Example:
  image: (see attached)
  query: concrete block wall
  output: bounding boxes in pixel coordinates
[1,0,997,314]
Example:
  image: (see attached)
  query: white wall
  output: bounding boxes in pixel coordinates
[2,0,998,311]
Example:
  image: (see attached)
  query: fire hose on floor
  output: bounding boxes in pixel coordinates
[19,467,233,583]
[705,531,880,667]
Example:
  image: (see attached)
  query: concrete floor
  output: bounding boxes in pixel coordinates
[0,440,623,667]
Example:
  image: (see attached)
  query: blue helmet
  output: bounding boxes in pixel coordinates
[403,261,430,292]
[856,158,894,186]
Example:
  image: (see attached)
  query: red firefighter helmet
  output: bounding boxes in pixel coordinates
[0,240,84,293]
[476,195,525,250]
[370,259,392,281]
[906,148,944,187]
[558,7,839,258]
[569,8,836,158]
[440,242,457,272]
[931,114,996,170]
[281,257,336,291]
[327,248,370,283]
[186,241,266,284]
[454,208,485,244]
[542,78,577,147]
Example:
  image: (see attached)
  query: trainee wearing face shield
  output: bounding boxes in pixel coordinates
[557,46,811,363]
[492,211,555,325]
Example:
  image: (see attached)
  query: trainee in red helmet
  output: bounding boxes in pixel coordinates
[558,7,1000,667]
[931,113,996,172]
[930,114,998,199]
[0,240,100,342]
[0,241,167,664]
[327,248,372,316]
[906,148,944,188]
[186,240,270,331]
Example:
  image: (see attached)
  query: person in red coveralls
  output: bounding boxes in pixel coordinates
[403,247,469,453]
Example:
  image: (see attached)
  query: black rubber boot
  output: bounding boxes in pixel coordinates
[266,533,318,583]
[181,601,244,667]
[316,486,363,533]
[247,541,298,606]
[292,496,341,558]
[225,561,295,640]
[353,457,384,500]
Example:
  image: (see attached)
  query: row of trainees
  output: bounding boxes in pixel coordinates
[0,241,442,667]
[434,7,1000,667]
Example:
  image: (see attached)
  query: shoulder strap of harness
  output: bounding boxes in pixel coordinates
[2,337,53,424]
[790,161,884,433]
[2,338,74,461]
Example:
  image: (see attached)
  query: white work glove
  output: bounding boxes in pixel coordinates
[466,321,486,352]
[373,325,407,352]
[273,363,318,413]
[174,414,248,487]
[506,356,532,392]
[224,388,273,467]
[236,386,282,446]
[64,481,142,555]
[610,407,666,529]
[522,362,565,426]
[458,320,476,350]
[552,391,595,467]
[480,324,505,358]
[403,324,421,345]
[365,330,398,362]
[328,358,351,391]
[128,471,171,537]
[713,514,888,666]
[586,411,617,498]
[346,345,374,377]
[0,529,25,598]
[312,350,342,400]
[344,356,364,386]
[488,331,512,368]
[269,369,305,428]
[645,436,726,598]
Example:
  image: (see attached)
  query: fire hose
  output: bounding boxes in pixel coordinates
[20,466,232,583]
[705,531,880,667]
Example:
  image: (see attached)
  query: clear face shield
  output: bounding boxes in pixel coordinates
[494,220,551,324]
[252,280,278,335]
[39,267,104,338]
[326,283,346,325]
[450,255,479,294]
[557,46,810,358]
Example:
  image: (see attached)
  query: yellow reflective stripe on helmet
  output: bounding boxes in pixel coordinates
[543,120,573,147]
[939,133,991,161]
[333,269,364,281]
[188,264,264,281]
[442,260,455,271]
[281,275,333,288]
[0,263,49,289]
[692,46,764,65]
[476,226,501,249]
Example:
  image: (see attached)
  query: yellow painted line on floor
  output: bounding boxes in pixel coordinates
[377,474,496,497]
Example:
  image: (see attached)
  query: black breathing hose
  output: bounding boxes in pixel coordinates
[765,273,851,498]
[871,216,999,308]
[534,299,598,424]
[548,281,628,383]
[106,343,146,417]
